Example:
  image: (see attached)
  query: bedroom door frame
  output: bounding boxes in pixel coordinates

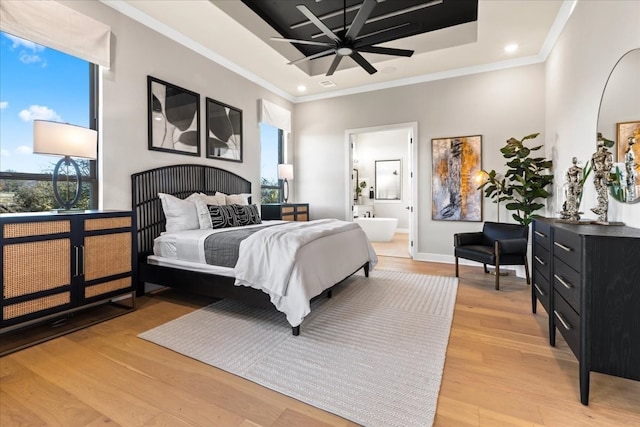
[345,122,418,259]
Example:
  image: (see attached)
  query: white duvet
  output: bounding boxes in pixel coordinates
[150,219,377,326]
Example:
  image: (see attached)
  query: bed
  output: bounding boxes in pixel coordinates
[131,164,377,335]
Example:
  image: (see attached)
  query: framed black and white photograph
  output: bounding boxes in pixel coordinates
[147,76,200,156]
[206,97,243,162]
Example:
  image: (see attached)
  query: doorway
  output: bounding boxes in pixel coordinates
[345,122,418,259]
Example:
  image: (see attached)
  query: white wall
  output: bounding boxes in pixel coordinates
[61,0,294,210]
[545,0,640,227]
[295,64,545,259]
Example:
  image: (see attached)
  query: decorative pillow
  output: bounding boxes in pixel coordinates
[158,193,199,232]
[208,204,262,229]
[192,193,226,229]
[215,192,251,205]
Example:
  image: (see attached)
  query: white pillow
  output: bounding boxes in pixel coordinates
[216,192,251,205]
[199,192,226,205]
[191,193,226,229]
[158,193,199,232]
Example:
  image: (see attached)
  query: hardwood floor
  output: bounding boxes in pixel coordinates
[369,232,410,258]
[2,258,639,426]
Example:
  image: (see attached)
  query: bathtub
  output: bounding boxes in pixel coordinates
[354,217,398,242]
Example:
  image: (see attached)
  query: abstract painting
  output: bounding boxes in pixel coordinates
[432,135,482,221]
[206,97,243,162]
[617,120,640,182]
[147,76,200,156]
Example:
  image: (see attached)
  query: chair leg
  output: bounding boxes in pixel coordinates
[483,264,489,274]
[455,256,459,277]
[524,256,531,285]
[494,242,500,290]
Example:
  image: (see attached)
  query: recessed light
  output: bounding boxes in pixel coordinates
[504,43,518,53]
[297,85,307,92]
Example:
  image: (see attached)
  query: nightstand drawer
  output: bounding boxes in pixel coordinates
[553,258,581,312]
[282,206,295,214]
[554,290,581,359]
[553,227,582,270]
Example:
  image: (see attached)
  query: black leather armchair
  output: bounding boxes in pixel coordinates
[454,222,530,290]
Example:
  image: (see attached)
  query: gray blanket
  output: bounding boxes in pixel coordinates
[203,224,276,267]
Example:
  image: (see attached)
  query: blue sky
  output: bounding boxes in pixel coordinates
[0,31,89,173]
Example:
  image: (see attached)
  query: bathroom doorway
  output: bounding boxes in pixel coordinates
[345,122,417,259]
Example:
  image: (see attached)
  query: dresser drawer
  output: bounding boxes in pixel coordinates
[554,290,581,359]
[533,244,550,279]
[553,258,581,312]
[533,221,551,251]
[533,271,551,314]
[553,227,582,270]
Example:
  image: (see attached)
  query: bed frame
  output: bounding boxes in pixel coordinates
[131,164,369,335]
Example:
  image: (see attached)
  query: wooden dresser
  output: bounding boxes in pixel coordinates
[531,218,640,404]
[261,203,309,221]
[0,211,136,354]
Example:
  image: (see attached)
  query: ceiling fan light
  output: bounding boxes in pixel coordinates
[337,47,353,56]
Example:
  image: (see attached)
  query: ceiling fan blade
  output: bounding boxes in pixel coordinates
[345,0,377,40]
[357,46,414,57]
[270,37,332,47]
[287,48,336,65]
[326,55,344,76]
[350,51,377,75]
[296,5,341,43]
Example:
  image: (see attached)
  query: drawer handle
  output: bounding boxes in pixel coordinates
[534,283,546,296]
[554,241,573,252]
[554,273,573,289]
[534,230,547,238]
[81,245,85,276]
[554,310,572,331]
[534,255,545,266]
[74,246,79,277]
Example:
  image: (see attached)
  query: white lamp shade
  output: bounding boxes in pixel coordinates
[33,120,97,159]
[277,164,294,180]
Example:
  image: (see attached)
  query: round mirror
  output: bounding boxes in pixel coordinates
[596,48,640,203]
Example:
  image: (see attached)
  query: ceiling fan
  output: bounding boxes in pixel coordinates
[270,0,418,76]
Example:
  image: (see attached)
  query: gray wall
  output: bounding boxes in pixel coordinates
[295,64,546,259]
[61,0,294,210]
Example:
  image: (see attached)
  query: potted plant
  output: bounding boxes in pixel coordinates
[479,133,554,226]
[355,180,367,204]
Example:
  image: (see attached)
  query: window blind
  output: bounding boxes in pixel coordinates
[0,0,111,68]
[259,99,291,133]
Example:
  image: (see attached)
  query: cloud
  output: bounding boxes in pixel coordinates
[19,51,45,65]
[1,149,9,157]
[18,105,61,122]
[4,33,45,52]
[15,145,33,155]
[0,101,7,110]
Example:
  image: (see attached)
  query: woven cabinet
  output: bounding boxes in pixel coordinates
[1,211,136,333]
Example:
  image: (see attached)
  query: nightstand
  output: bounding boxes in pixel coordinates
[261,203,309,221]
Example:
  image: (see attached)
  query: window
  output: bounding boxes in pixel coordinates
[0,31,98,213]
[260,122,284,204]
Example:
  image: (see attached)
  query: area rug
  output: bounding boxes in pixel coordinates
[138,270,458,427]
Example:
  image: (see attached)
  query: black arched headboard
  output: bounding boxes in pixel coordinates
[131,164,251,258]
